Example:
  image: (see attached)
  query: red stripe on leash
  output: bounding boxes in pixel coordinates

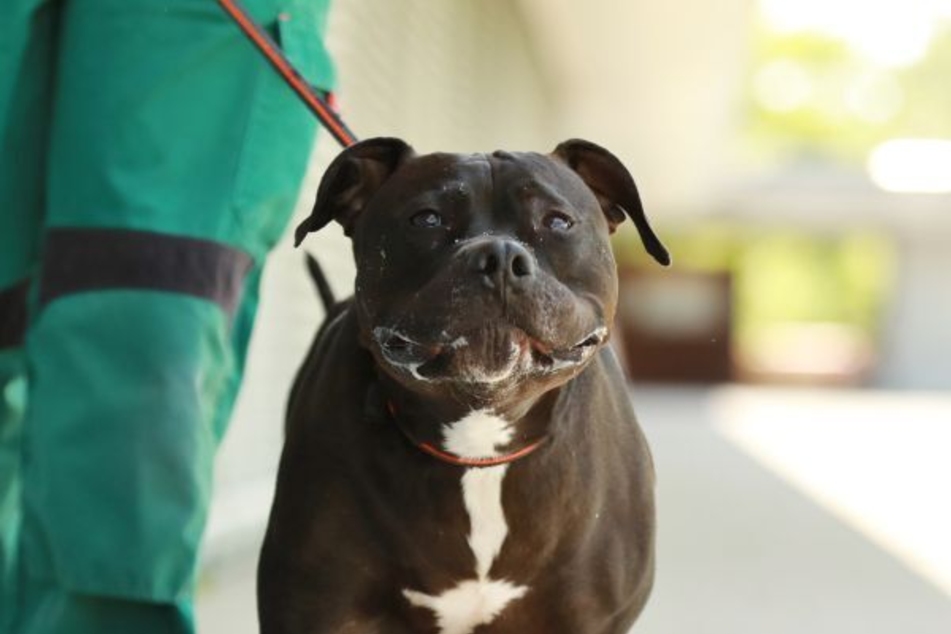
[217,0,358,148]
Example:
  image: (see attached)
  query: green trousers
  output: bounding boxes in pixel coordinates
[0,1,334,632]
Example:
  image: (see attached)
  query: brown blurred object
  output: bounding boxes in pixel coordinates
[617,269,733,383]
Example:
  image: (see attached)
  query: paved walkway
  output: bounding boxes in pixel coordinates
[196,386,951,633]
[634,386,951,634]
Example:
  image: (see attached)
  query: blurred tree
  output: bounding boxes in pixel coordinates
[744,21,951,165]
[895,29,951,138]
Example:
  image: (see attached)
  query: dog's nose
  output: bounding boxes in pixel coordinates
[468,238,536,289]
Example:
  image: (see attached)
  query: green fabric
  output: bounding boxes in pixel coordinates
[218,264,264,439]
[45,0,332,260]
[13,269,267,634]
[21,293,230,600]
[0,0,334,632]
[0,0,55,289]
[15,574,193,634]
[0,351,26,633]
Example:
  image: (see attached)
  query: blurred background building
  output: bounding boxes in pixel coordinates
[199,0,951,631]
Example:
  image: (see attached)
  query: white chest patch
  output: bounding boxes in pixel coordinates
[442,409,515,460]
[402,412,529,634]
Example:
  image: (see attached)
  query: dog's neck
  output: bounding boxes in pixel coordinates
[371,369,559,464]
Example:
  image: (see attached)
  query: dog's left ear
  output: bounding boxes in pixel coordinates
[553,139,670,266]
[295,137,415,246]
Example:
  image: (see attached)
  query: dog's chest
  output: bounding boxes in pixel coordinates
[401,411,530,634]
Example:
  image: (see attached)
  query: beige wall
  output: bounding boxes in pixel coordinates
[520,0,756,216]
[326,0,559,151]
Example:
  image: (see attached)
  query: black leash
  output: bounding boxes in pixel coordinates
[217,0,358,148]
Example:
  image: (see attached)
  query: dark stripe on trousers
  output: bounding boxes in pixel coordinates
[39,228,253,316]
[0,279,29,350]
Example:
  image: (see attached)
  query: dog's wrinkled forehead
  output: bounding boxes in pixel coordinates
[489,150,606,212]
[374,152,488,198]
[368,150,599,218]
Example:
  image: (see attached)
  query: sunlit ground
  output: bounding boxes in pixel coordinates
[635,385,951,634]
[711,386,951,597]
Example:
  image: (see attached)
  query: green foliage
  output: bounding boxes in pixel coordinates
[894,27,951,137]
[612,224,895,346]
[744,22,951,165]
[612,222,739,270]
[732,230,894,346]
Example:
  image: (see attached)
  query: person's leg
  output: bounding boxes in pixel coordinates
[0,1,58,630]
[14,0,334,632]
[0,345,27,634]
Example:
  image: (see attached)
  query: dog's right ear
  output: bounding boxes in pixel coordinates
[295,137,415,246]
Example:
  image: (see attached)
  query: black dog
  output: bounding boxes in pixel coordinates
[258,138,669,634]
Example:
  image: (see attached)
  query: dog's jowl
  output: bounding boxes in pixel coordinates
[258,138,669,634]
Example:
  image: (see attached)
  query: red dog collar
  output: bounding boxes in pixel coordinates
[386,401,546,468]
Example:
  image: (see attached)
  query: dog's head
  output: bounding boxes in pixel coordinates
[296,138,668,406]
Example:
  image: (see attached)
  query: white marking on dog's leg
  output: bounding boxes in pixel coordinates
[402,413,529,634]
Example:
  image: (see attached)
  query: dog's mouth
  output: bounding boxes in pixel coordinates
[373,325,607,383]
[531,327,608,369]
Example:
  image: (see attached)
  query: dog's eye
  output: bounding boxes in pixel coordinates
[410,209,444,228]
[543,211,574,232]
